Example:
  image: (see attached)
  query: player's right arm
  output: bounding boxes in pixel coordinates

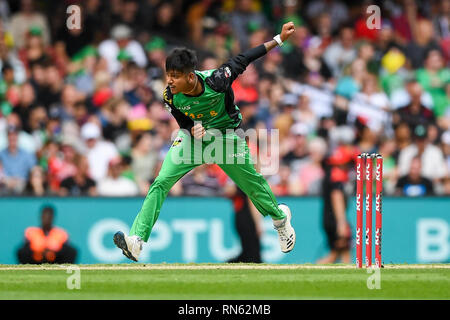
[206,21,295,93]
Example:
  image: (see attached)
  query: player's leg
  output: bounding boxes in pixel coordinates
[218,133,295,253]
[114,130,200,261]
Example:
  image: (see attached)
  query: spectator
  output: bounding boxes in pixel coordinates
[416,48,450,117]
[101,98,131,149]
[97,156,139,196]
[293,94,318,133]
[379,47,408,99]
[229,0,268,51]
[395,156,434,196]
[293,137,327,195]
[357,41,377,74]
[298,37,333,83]
[150,1,185,40]
[80,121,119,182]
[231,63,259,103]
[98,24,147,74]
[59,154,97,197]
[282,122,310,173]
[323,26,356,78]
[112,0,140,34]
[378,138,399,195]
[390,0,423,45]
[305,0,349,33]
[40,63,64,109]
[12,82,36,133]
[145,36,167,81]
[10,0,51,50]
[432,0,450,41]
[17,205,77,264]
[0,125,36,194]
[289,73,335,120]
[347,74,391,132]
[398,124,447,187]
[393,81,436,130]
[373,20,400,62]
[0,18,27,84]
[46,140,78,193]
[394,121,412,151]
[310,12,333,51]
[269,163,294,196]
[334,58,367,107]
[17,26,53,73]
[24,165,48,196]
[131,132,158,195]
[405,19,441,69]
[442,130,450,171]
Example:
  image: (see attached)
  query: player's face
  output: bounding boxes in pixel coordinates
[166,70,194,94]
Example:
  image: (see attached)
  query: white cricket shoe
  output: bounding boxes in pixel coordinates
[273,204,296,253]
[113,231,143,262]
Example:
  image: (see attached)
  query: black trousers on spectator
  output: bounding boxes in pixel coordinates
[228,191,262,263]
[17,242,77,264]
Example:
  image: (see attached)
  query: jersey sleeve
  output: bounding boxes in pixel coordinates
[205,44,267,92]
[163,87,194,132]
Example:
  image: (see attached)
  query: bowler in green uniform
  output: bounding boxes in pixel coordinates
[114,22,297,261]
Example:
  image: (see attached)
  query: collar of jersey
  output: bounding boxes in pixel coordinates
[182,73,205,98]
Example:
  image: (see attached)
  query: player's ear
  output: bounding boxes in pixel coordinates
[188,72,195,82]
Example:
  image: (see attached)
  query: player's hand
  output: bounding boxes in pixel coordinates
[337,220,350,238]
[280,21,295,42]
[191,123,205,139]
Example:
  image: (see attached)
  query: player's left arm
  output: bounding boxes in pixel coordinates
[206,21,295,92]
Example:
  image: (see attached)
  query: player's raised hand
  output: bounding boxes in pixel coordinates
[280,21,295,42]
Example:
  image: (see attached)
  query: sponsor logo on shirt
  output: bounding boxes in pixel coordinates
[171,137,183,147]
[224,66,231,78]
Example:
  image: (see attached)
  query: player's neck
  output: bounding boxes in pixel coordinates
[183,74,202,96]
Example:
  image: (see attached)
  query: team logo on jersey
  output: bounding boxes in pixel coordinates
[171,137,183,147]
[180,105,191,111]
[224,66,231,78]
[163,89,172,105]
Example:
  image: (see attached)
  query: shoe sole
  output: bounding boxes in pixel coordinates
[113,231,138,262]
[279,203,296,253]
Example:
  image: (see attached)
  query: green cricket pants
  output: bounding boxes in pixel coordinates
[130,129,286,241]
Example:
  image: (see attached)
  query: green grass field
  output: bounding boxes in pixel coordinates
[0,264,449,300]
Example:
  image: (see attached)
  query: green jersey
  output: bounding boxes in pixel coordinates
[163,44,268,132]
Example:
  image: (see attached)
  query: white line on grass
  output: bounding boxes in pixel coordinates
[0,264,449,271]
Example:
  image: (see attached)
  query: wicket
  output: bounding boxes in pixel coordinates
[356,153,383,268]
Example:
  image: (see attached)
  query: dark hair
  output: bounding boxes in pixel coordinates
[1,62,12,74]
[165,48,197,73]
[40,204,55,216]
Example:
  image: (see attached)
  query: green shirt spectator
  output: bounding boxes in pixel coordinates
[415,49,450,117]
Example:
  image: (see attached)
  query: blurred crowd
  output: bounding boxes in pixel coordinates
[0,0,449,198]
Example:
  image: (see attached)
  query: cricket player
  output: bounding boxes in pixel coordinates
[114,22,296,261]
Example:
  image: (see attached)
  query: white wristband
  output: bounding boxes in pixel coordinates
[273,34,283,46]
